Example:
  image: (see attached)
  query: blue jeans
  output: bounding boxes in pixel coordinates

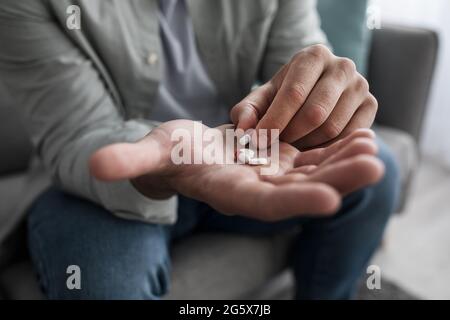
[27,140,399,299]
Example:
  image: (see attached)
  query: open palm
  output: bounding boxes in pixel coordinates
[90,120,384,221]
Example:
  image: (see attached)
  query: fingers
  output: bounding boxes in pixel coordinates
[273,136,378,184]
[264,172,308,185]
[294,128,376,167]
[305,155,385,195]
[267,154,383,196]
[89,134,166,181]
[281,57,357,143]
[293,76,370,149]
[233,44,373,153]
[272,142,301,175]
[319,137,378,167]
[286,165,317,175]
[255,45,331,139]
[230,83,276,130]
[335,94,378,139]
[219,179,341,221]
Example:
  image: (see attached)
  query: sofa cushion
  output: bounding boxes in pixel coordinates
[165,232,292,300]
[0,261,44,300]
[374,125,418,212]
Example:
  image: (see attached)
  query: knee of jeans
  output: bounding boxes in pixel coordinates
[27,189,172,299]
[78,256,170,300]
[136,248,172,299]
[45,238,172,300]
[350,138,401,220]
[116,250,172,300]
[328,139,400,236]
[374,138,401,213]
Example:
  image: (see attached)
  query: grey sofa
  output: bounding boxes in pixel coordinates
[0,25,438,300]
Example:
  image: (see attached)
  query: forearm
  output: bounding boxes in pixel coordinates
[0,3,177,224]
[54,118,178,224]
[260,0,329,82]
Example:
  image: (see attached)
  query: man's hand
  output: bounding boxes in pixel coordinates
[89,120,384,221]
[231,44,377,150]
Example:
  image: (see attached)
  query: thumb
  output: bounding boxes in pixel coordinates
[89,136,166,181]
[230,83,275,130]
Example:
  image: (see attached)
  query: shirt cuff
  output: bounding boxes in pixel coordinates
[97,178,178,225]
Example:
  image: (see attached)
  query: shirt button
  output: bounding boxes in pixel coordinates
[147,52,159,66]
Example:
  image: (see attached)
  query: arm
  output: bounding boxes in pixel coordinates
[0,1,177,224]
[0,1,384,223]
[259,0,329,82]
[231,0,378,151]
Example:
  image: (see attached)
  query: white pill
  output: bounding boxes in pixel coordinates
[238,152,249,164]
[239,148,255,157]
[248,158,269,166]
[238,148,254,163]
[239,134,252,146]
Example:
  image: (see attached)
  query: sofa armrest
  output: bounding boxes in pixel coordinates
[368,24,439,142]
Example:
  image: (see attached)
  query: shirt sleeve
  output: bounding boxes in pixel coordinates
[259,0,330,82]
[0,1,177,224]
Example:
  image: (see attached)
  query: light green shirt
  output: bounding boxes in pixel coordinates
[0,0,327,230]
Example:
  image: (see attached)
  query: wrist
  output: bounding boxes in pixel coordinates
[130,174,175,200]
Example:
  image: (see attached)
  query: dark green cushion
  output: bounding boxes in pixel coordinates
[317,0,371,75]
